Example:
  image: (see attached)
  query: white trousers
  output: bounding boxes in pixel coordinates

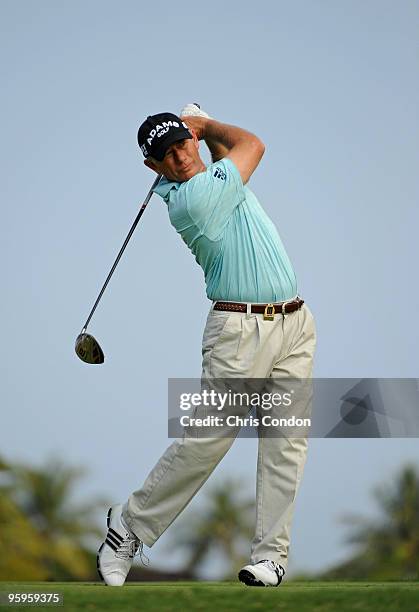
[123,301,316,570]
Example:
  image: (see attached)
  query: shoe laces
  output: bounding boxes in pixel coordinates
[115,536,149,566]
[258,559,284,575]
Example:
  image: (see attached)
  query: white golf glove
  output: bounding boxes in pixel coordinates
[180,103,211,119]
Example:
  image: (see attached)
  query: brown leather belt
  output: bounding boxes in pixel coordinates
[213,297,304,321]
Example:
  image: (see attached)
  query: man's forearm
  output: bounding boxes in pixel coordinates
[182,114,265,183]
[204,135,230,162]
[203,119,261,162]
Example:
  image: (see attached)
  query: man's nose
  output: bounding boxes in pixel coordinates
[174,148,187,164]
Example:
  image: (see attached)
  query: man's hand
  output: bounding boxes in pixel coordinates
[180,103,211,119]
[180,103,211,140]
[181,115,208,141]
[180,103,265,183]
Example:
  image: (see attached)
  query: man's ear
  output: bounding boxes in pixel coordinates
[144,158,159,173]
[189,129,200,150]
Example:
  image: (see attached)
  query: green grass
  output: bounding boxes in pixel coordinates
[0,582,418,612]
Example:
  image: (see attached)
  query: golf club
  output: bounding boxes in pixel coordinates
[75,173,162,364]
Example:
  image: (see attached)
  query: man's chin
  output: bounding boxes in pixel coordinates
[176,167,198,182]
[164,163,205,183]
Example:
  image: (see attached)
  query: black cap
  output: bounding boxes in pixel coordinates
[137,112,192,162]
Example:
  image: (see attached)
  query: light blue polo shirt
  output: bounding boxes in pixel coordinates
[154,158,298,303]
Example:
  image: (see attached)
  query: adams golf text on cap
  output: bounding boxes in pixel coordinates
[137,113,192,161]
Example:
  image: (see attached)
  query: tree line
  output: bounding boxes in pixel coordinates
[1,455,418,581]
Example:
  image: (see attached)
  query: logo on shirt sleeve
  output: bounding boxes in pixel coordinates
[214,167,226,181]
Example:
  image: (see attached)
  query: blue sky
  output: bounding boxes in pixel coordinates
[1,0,418,576]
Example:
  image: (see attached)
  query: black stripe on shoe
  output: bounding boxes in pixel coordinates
[106,531,123,548]
[108,527,124,543]
[97,543,104,583]
[105,538,118,552]
[274,566,284,586]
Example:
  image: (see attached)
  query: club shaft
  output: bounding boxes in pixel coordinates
[81,174,162,332]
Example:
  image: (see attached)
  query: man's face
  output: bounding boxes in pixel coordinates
[145,132,205,182]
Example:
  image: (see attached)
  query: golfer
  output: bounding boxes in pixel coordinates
[97,104,317,587]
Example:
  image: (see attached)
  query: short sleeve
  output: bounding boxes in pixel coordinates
[176,158,245,240]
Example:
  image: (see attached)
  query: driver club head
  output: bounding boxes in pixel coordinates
[75,332,105,364]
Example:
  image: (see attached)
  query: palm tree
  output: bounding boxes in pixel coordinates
[322,464,419,580]
[170,478,255,579]
[3,455,110,580]
[0,458,49,580]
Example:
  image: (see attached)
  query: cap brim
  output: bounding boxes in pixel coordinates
[152,129,193,161]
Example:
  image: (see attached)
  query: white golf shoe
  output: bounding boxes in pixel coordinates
[97,504,145,586]
[238,560,285,587]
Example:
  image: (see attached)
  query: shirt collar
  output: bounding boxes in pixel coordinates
[153,176,181,200]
